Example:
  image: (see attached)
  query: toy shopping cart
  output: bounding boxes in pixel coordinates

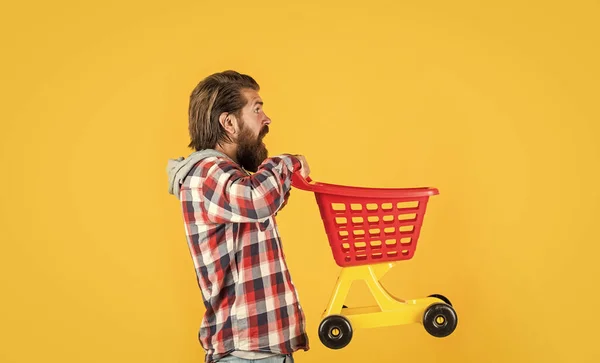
[291,172,458,349]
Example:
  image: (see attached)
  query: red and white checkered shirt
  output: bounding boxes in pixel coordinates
[176,152,309,363]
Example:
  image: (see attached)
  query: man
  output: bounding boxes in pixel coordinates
[167,70,310,363]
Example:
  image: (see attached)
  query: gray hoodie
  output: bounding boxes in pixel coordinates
[166,149,233,199]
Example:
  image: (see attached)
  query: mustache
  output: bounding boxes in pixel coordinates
[259,125,269,138]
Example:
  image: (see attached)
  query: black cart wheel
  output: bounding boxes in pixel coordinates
[423,303,458,337]
[318,315,353,349]
[428,294,452,306]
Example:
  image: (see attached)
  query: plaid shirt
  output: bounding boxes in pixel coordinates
[177,153,309,363]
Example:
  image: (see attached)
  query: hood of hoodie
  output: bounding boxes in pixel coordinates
[166,149,232,199]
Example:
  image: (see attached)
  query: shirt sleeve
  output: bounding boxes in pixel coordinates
[198,154,302,224]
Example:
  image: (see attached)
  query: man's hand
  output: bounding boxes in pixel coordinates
[295,155,311,179]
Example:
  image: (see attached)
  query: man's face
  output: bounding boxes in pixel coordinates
[235,89,271,172]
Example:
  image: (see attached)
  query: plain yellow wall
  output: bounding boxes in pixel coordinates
[1,1,599,362]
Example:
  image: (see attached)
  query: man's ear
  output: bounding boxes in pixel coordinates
[219,112,237,136]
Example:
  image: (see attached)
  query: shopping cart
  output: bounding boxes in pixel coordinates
[291,172,458,349]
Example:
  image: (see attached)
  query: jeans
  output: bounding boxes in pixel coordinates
[216,354,294,363]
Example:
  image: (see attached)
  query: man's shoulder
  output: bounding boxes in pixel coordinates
[189,155,241,176]
[182,156,249,191]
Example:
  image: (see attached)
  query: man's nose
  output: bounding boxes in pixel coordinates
[263,113,271,125]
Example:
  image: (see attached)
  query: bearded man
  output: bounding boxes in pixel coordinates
[167,70,311,363]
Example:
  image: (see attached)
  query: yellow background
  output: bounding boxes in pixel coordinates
[1,1,599,362]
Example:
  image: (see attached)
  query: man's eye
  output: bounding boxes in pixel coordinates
[254,108,261,113]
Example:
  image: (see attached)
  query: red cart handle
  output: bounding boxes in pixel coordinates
[291,171,439,198]
[291,172,314,191]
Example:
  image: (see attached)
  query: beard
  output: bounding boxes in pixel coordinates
[236,123,269,172]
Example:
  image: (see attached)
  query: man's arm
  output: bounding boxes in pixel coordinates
[274,189,292,217]
[196,155,302,224]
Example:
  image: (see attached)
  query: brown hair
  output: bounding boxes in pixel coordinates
[188,70,260,150]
